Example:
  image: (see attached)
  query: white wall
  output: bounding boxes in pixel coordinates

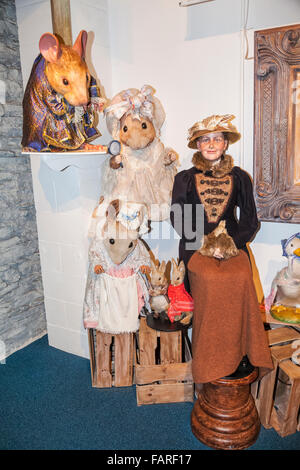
[15,0,300,357]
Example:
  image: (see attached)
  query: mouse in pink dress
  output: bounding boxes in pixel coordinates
[83,199,151,334]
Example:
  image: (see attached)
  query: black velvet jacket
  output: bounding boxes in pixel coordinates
[170,154,259,273]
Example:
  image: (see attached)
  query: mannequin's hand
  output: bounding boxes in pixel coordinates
[213,248,224,259]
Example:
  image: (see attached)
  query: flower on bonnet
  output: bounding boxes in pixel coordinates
[105,85,155,122]
[116,202,149,236]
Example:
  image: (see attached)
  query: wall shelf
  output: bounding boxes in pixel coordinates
[22,140,121,172]
[23,150,110,172]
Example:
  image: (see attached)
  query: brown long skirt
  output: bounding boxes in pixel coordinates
[188,250,273,384]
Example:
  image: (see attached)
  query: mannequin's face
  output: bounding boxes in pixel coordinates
[196,132,228,162]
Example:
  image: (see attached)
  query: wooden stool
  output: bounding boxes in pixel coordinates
[191,368,260,450]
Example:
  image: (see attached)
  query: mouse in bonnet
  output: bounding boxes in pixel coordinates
[95,85,178,222]
[83,199,151,334]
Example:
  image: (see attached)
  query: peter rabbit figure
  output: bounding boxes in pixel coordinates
[148,260,170,319]
[167,259,194,324]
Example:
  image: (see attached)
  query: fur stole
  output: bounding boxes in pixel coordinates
[192,152,234,178]
[199,221,239,260]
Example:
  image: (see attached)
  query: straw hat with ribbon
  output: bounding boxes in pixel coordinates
[187,114,241,149]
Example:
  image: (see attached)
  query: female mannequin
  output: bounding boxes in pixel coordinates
[170,115,273,384]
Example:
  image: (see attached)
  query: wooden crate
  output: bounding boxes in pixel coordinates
[135,317,194,405]
[269,351,300,437]
[88,328,134,388]
[251,326,300,436]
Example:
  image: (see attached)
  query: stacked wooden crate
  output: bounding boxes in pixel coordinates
[135,318,194,405]
[251,326,300,437]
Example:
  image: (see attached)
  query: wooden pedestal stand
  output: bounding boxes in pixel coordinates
[191,368,260,450]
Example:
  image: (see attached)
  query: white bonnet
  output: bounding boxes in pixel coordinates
[105,85,166,139]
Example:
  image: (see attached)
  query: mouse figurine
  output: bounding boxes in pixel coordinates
[167,259,194,324]
[98,85,178,221]
[22,30,106,152]
[83,199,151,333]
[147,259,170,320]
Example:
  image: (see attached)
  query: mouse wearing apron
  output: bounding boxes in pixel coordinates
[83,199,150,334]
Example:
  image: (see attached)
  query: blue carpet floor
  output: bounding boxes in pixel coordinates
[0,335,299,451]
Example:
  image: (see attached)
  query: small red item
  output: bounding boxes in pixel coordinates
[167,283,194,322]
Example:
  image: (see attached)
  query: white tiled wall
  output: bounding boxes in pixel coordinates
[29,154,105,358]
[16,0,112,358]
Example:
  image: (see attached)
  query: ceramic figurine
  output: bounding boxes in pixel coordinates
[265,232,300,324]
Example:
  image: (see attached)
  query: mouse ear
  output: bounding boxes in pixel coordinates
[39,33,62,63]
[106,199,120,220]
[73,30,87,59]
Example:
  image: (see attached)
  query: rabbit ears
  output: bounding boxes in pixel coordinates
[150,259,166,272]
[150,258,185,272]
[171,258,185,272]
[39,30,87,63]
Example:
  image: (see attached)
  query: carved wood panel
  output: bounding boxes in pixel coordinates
[254,24,300,223]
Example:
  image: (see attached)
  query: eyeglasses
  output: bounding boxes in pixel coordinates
[198,136,225,145]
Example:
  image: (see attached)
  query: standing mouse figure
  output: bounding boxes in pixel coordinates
[22,30,106,152]
[83,199,151,334]
[167,259,194,324]
[99,85,178,221]
[148,260,170,319]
